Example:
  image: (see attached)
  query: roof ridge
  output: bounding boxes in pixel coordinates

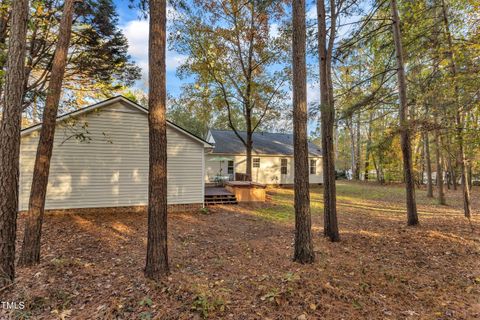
[210,128,322,156]
[210,129,294,135]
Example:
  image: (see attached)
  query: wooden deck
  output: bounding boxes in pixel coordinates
[204,187,237,205]
[205,187,234,196]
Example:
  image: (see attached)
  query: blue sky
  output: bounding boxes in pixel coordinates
[114,0,188,96]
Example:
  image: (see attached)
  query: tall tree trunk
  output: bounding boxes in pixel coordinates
[373,155,379,182]
[355,112,361,179]
[18,0,76,267]
[413,137,423,187]
[292,0,314,264]
[243,8,255,183]
[390,0,418,226]
[364,112,373,181]
[0,0,29,287]
[455,114,470,217]
[419,137,425,186]
[346,117,356,179]
[317,0,339,241]
[434,115,446,205]
[145,0,169,280]
[245,110,253,181]
[424,129,433,197]
[467,164,472,191]
[440,0,471,218]
[446,152,452,189]
[444,140,457,190]
[444,126,457,191]
[0,7,10,98]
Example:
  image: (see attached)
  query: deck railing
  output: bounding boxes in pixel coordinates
[235,173,251,181]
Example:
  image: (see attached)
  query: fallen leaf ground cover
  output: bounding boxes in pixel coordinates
[2,181,479,319]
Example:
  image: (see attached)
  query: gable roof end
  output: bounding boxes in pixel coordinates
[21,95,212,148]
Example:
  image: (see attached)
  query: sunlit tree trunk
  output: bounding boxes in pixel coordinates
[145,0,169,280]
[424,128,433,197]
[445,150,452,189]
[421,141,426,186]
[245,114,253,180]
[390,0,419,226]
[355,112,361,179]
[346,116,356,179]
[317,0,339,241]
[440,0,471,218]
[364,112,373,181]
[467,164,472,191]
[18,0,75,267]
[434,115,446,205]
[292,0,315,264]
[0,0,29,287]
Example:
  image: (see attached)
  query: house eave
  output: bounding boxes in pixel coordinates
[21,95,213,148]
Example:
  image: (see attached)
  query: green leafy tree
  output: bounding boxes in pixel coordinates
[1,0,141,122]
[171,0,288,180]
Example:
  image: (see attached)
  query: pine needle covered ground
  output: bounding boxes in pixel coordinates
[3,182,480,319]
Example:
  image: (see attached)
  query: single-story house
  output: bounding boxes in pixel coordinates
[204,129,323,185]
[19,96,212,211]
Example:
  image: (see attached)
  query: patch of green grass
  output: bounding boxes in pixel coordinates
[336,182,443,207]
[250,182,451,222]
[254,187,324,222]
[336,182,404,202]
[253,204,294,222]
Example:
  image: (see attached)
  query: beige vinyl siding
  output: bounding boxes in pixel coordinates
[205,154,323,185]
[19,101,204,210]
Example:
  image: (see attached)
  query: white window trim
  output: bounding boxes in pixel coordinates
[227,160,235,175]
[310,159,317,175]
[253,157,261,168]
[281,158,288,175]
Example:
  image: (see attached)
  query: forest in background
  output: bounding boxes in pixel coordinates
[166,0,480,189]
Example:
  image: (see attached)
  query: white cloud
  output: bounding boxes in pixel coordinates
[307,82,320,105]
[121,18,187,78]
[270,23,280,39]
[307,5,317,20]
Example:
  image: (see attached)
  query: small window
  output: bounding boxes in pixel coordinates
[253,158,260,168]
[281,158,288,175]
[310,159,317,174]
[227,160,234,174]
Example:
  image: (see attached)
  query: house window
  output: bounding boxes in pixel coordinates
[227,160,234,174]
[281,159,288,175]
[253,158,260,168]
[310,159,317,174]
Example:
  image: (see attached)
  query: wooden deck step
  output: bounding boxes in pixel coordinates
[205,201,238,206]
[204,195,236,198]
[204,187,238,206]
[204,197,237,203]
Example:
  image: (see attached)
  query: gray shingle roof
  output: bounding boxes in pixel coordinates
[209,130,322,156]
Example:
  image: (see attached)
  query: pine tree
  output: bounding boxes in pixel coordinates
[390,0,419,226]
[317,0,339,241]
[292,0,315,264]
[145,0,169,280]
[0,0,29,286]
[18,0,76,267]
